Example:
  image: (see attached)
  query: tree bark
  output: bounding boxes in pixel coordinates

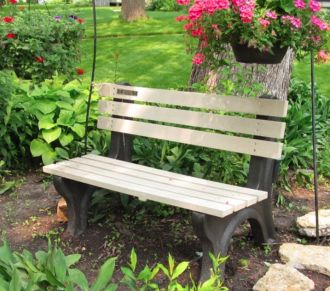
[122,0,146,22]
[189,48,294,101]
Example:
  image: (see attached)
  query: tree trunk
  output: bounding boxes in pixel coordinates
[122,0,146,22]
[189,48,294,101]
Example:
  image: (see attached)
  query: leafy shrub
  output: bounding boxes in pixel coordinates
[0,8,85,82]
[0,72,109,169]
[27,76,107,165]
[0,71,38,169]
[147,0,181,11]
[281,78,330,185]
[133,139,249,186]
[0,240,228,290]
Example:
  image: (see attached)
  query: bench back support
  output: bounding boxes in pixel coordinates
[98,83,288,160]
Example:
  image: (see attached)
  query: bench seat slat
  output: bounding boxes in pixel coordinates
[84,154,266,199]
[71,157,258,208]
[77,154,267,202]
[43,162,235,218]
[98,83,288,118]
[98,117,283,160]
[99,101,286,139]
[57,160,247,211]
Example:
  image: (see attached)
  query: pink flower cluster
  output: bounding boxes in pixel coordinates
[232,0,256,23]
[294,0,305,9]
[186,0,230,20]
[282,15,302,29]
[311,15,328,30]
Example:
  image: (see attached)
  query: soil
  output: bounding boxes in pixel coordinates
[0,170,329,290]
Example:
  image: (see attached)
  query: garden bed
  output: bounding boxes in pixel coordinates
[0,171,329,290]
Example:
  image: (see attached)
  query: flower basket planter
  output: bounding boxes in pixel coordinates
[231,42,288,64]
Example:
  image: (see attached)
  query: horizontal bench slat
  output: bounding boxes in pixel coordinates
[97,117,283,159]
[72,156,259,207]
[99,101,286,139]
[83,154,266,201]
[43,162,234,218]
[98,83,288,118]
[59,159,247,211]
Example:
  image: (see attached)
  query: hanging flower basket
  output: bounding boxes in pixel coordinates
[231,42,288,64]
[176,0,330,67]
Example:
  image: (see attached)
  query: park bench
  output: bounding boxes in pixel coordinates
[43,83,288,281]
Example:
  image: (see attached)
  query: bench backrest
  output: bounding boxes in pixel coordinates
[97,83,288,160]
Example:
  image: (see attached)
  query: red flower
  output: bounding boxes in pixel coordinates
[35,56,44,63]
[6,33,16,39]
[76,18,85,24]
[76,68,84,75]
[9,0,17,4]
[3,16,14,23]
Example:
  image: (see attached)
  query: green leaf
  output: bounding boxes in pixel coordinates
[0,240,14,264]
[30,139,50,157]
[172,261,189,280]
[57,110,74,126]
[56,101,74,111]
[71,124,85,138]
[104,283,118,291]
[65,254,81,268]
[38,114,56,130]
[42,127,62,144]
[120,267,136,280]
[130,249,137,272]
[168,254,175,276]
[35,101,57,114]
[137,266,151,281]
[55,148,69,160]
[9,268,21,291]
[91,257,116,291]
[59,133,74,147]
[68,269,89,291]
[0,181,16,195]
[42,150,57,165]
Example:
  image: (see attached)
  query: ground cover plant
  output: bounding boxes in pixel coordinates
[0,240,228,290]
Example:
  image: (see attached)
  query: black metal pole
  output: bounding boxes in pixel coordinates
[84,0,97,154]
[310,51,320,243]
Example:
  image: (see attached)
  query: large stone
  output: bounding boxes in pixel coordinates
[296,209,330,237]
[279,243,330,276]
[253,263,315,291]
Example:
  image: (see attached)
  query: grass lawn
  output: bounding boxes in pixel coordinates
[1,5,329,94]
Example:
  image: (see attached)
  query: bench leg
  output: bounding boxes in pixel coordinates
[54,176,95,237]
[192,205,274,283]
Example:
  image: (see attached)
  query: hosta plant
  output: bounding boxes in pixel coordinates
[177,0,330,66]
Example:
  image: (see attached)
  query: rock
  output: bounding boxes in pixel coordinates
[253,263,315,291]
[296,209,330,237]
[279,243,330,276]
[57,198,68,222]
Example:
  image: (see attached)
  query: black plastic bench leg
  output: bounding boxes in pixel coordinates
[193,155,279,282]
[54,176,95,237]
[192,206,271,282]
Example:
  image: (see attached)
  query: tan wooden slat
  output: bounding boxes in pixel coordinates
[60,159,247,211]
[97,117,283,160]
[99,100,286,139]
[98,83,288,118]
[43,163,234,217]
[84,154,266,200]
[73,157,259,206]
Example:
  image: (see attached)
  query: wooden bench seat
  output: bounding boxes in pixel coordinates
[43,83,288,282]
[44,154,267,217]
